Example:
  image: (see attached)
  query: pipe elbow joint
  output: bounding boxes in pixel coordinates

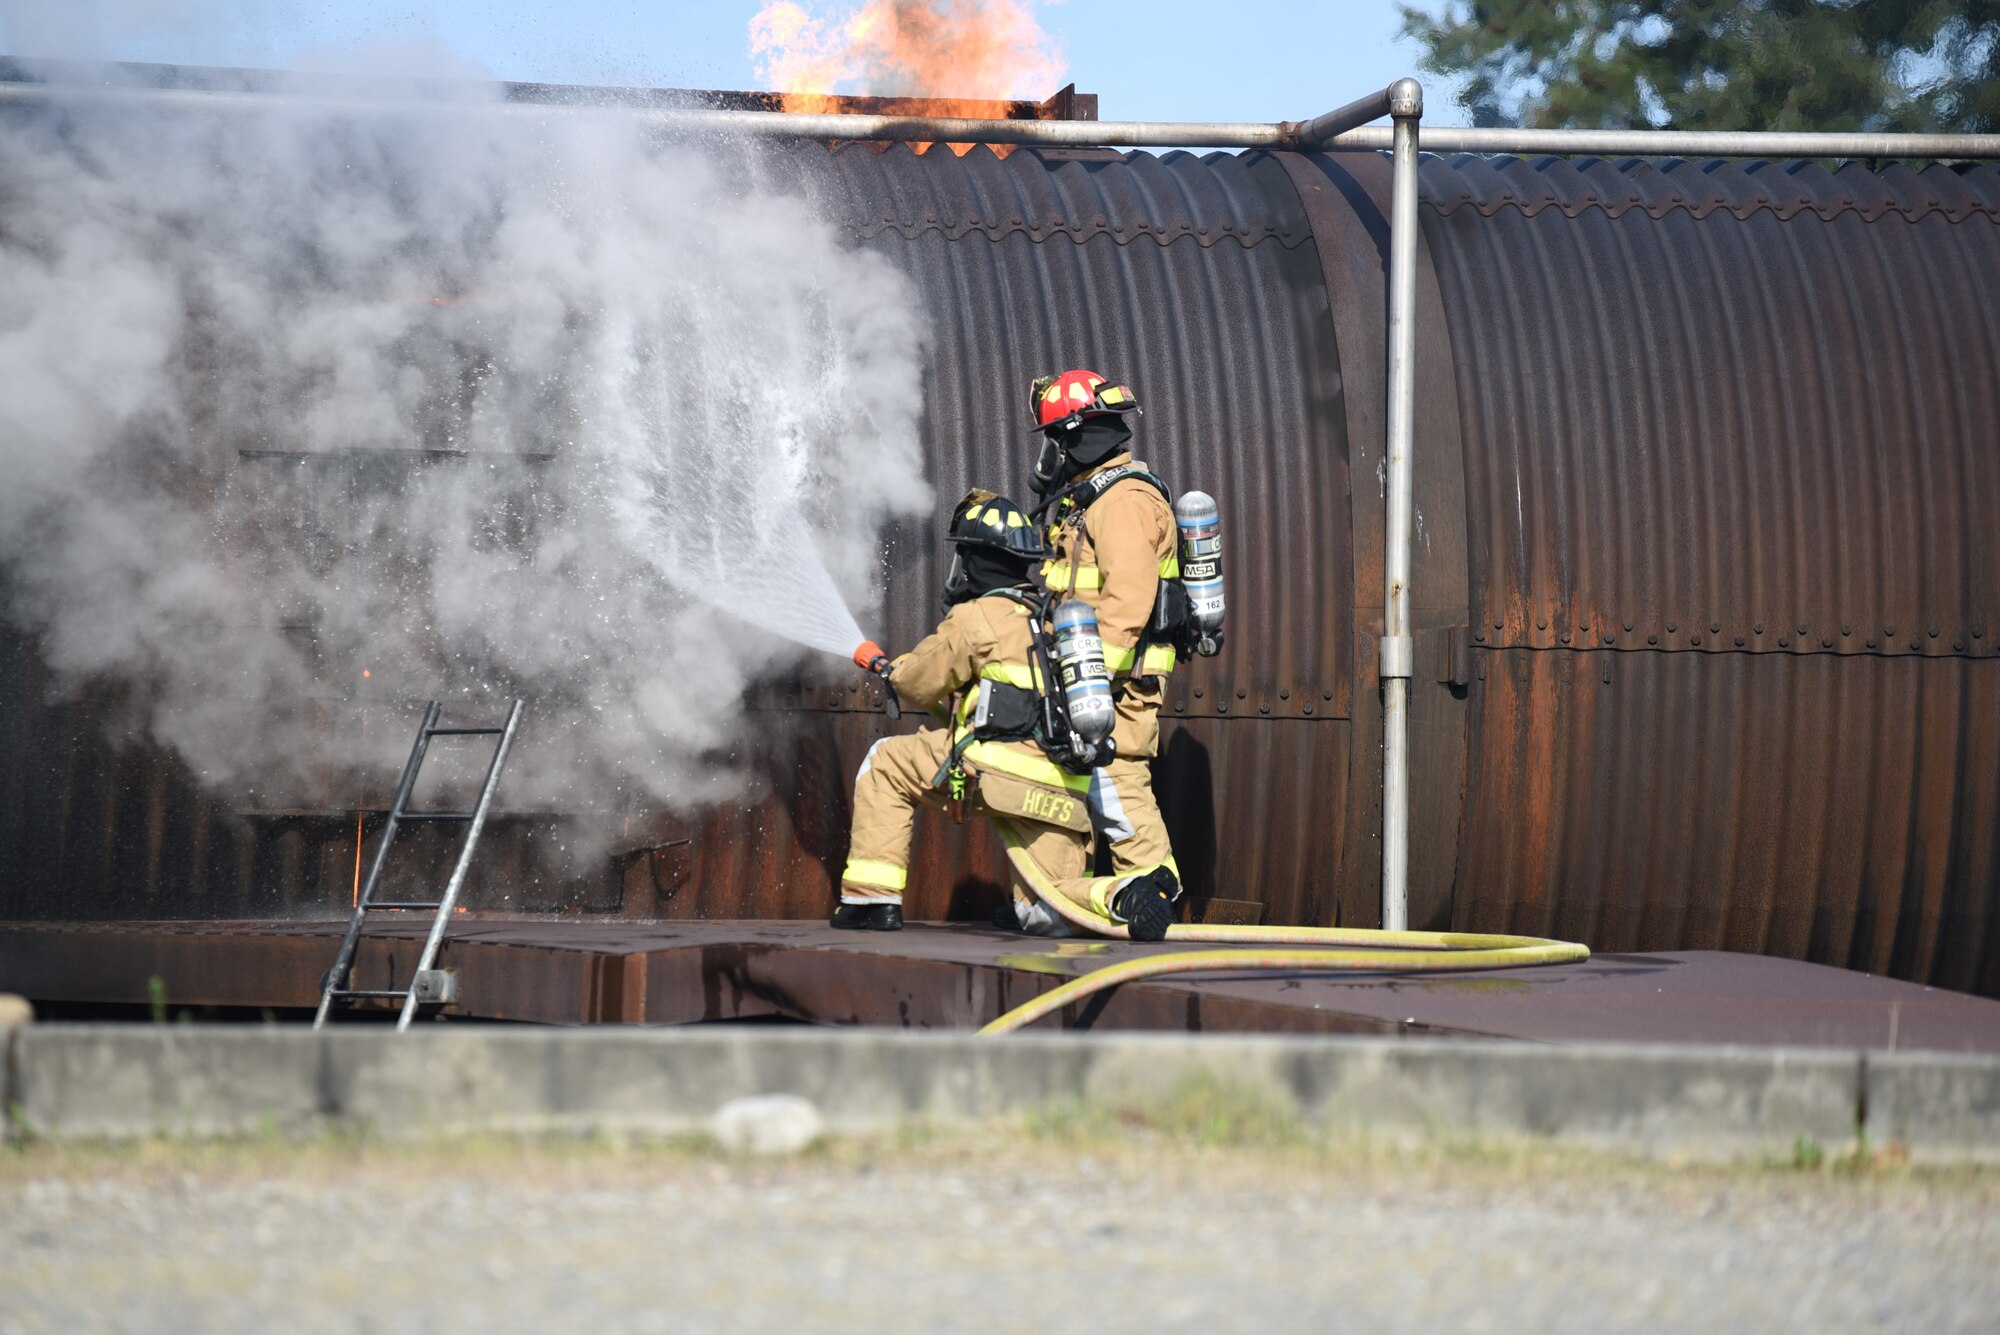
[1388,78,1424,121]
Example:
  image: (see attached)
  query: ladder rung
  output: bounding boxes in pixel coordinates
[366,901,442,911]
[426,726,506,736]
[330,988,411,1000]
[398,811,476,822]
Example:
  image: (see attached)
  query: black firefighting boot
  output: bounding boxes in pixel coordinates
[830,902,904,931]
[1109,870,1176,942]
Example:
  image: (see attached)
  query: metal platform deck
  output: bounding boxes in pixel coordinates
[3,918,1996,1049]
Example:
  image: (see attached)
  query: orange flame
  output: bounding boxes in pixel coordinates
[749,0,1067,156]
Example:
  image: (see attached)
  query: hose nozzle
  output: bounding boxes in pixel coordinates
[854,639,899,720]
[854,640,891,677]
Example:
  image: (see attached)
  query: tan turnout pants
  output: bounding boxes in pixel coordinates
[841,729,1129,927]
[1090,681,1179,883]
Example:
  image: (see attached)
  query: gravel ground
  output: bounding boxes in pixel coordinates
[2,1136,1995,1334]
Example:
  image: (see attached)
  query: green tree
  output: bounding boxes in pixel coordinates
[1399,1,2000,131]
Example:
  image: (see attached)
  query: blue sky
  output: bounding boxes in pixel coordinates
[0,1,1474,126]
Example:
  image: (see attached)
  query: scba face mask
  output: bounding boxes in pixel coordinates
[1030,432,1068,496]
[941,549,971,612]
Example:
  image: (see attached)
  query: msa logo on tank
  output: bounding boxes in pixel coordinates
[1050,599,1115,741]
[1174,491,1225,658]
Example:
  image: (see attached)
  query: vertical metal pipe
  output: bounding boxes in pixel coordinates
[1380,78,1423,932]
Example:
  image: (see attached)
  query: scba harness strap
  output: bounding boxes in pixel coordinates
[1038,463,1188,676]
[1031,461,1172,525]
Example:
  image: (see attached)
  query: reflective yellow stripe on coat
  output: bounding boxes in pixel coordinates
[1101,642,1180,676]
[963,740,1093,794]
[1038,554,1180,593]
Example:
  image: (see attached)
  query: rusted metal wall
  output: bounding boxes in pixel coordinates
[4,107,1998,997]
[1419,156,2000,995]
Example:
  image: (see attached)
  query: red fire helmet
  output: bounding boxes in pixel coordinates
[1031,369,1141,432]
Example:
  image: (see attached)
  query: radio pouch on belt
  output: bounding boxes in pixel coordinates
[972,679,1040,742]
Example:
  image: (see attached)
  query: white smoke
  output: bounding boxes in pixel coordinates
[0,57,932,819]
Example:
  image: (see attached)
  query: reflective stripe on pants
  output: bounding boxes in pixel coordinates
[1087,756,1178,882]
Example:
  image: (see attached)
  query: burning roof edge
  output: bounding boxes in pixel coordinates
[0,56,1095,124]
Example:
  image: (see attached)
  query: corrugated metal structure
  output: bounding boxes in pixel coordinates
[2,82,1996,996]
[1419,155,2000,994]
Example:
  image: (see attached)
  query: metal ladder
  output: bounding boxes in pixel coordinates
[312,698,524,1032]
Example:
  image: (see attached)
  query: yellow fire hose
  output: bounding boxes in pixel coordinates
[981,820,1590,1036]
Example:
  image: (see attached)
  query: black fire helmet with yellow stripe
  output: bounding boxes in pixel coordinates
[942,489,1045,609]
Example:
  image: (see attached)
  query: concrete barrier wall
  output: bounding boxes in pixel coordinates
[4,1025,1995,1162]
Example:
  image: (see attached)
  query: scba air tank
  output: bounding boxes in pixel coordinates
[1174,491,1225,651]
[1050,599,1116,743]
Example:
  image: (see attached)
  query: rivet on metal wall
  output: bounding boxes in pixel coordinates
[1260,703,1270,715]
[1841,624,1852,636]
[1475,630,1486,641]
[1193,687,1205,698]
[1753,622,1764,634]
[1603,632,1616,644]
[1709,622,1720,634]
[1322,691,1334,701]
[1886,625,1898,637]
[1666,622,1678,633]
[1975,629,1985,639]
[1236,689,1247,700]
[1561,632,1571,643]
[1822,636,1834,648]
[1303,704,1314,715]
[1647,634,1659,645]
[1867,637,1878,648]
[1929,625,1941,637]
[1279,688,1291,699]
[1779,637,1790,647]
[1536,616,1547,629]
[1734,635,1745,647]
[1954,639,1966,651]
[1691,634,1702,646]
[1622,620,1634,632]
[1797,623,1809,635]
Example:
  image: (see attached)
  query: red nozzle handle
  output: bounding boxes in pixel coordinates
[854,640,890,675]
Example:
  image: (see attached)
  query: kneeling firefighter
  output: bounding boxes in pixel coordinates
[833,489,1179,940]
[1027,369,1225,902]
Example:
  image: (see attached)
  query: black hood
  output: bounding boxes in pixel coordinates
[1031,417,1134,496]
[942,545,1034,612]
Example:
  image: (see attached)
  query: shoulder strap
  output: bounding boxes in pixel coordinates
[1032,461,1172,522]
[982,585,1039,611]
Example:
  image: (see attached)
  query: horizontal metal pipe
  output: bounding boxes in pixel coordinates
[6,79,2000,158]
[1415,125,2000,159]
[1291,86,1394,147]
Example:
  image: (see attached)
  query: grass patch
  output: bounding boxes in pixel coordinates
[1027,1071,1302,1151]
[0,1086,1988,1197]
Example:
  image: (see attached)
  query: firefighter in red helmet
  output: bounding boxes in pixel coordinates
[1024,369,1183,906]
